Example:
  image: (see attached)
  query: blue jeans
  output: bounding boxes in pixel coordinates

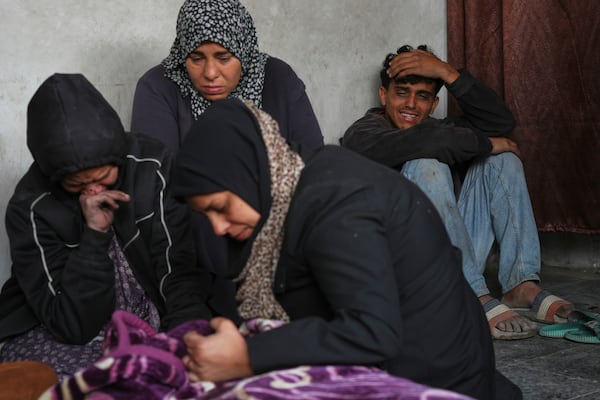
[401,153,541,297]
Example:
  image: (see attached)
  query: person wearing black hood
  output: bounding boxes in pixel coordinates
[0,73,212,378]
[170,98,522,400]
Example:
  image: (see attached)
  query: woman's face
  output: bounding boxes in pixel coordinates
[185,42,242,101]
[186,191,260,241]
[61,164,119,195]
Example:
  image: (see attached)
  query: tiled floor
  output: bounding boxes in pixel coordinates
[489,266,600,400]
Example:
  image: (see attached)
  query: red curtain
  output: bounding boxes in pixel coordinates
[447,0,600,233]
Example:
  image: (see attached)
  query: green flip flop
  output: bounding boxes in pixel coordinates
[539,321,587,338]
[565,329,600,344]
[538,310,600,341]
[564,319,600,344]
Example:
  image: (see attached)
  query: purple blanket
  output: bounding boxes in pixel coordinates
[40,311,473,400]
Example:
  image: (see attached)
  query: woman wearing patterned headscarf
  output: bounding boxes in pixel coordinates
[169,98,503,400]
[130,0,323,308]
[131,0,323,152]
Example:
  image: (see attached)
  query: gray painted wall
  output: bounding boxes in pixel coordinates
[0,0,446,285]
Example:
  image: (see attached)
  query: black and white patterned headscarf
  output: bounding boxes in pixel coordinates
[163,0,269,119]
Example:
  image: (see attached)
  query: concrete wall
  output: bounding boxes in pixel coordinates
[0,0,447,285]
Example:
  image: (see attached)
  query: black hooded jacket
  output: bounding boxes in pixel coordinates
[0,74,212,345]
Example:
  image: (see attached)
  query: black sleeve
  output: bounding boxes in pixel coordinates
[342,111,492,168]
[341,70,515,169]
[151,153,213,331]
[262,58,324,151]
[247,187,403,373]
[5,201,116,344]
[445,69,516,136]
[131,67,182,154]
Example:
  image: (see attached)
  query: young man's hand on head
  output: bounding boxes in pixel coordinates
[387,49,460,85]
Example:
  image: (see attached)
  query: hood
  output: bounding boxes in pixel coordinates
[26,73,127,182]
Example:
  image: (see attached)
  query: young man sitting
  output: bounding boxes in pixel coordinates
[342,44,575,340]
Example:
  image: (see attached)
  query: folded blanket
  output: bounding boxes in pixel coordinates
[40,310,473,400]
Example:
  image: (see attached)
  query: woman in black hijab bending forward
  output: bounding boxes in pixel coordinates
[171,98,502,400]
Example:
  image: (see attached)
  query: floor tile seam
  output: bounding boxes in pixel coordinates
[494,358,536,372]
[532,370,600,386]
[568,387,600,399]
[496,358,599,382]
[494,346,579,362]
[551,372,600,384]
[495,355,549,364]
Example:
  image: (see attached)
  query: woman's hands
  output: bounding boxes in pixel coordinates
[80,190,130,233]
[182,317,253,382]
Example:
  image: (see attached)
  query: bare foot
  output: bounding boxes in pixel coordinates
[494,313,538,333]
[558,303,576,320]
[501,281,542,308]
[502,281,575,321]
[480,295,538,336]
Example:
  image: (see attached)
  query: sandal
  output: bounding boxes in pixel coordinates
[539,310,600,344]
[539,320,587,338]
[565,314,600,344]
[484,298,538,340]
[530,290,574,324]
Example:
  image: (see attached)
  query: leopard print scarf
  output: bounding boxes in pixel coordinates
[234,101,304,321]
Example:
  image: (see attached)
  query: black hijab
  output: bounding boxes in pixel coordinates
[171,98,271,277]
[172,98,304,320]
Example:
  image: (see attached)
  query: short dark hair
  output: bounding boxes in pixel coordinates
[380,44,444,94]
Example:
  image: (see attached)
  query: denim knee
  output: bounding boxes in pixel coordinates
[483,152,524,177]
[401,159,454,193]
